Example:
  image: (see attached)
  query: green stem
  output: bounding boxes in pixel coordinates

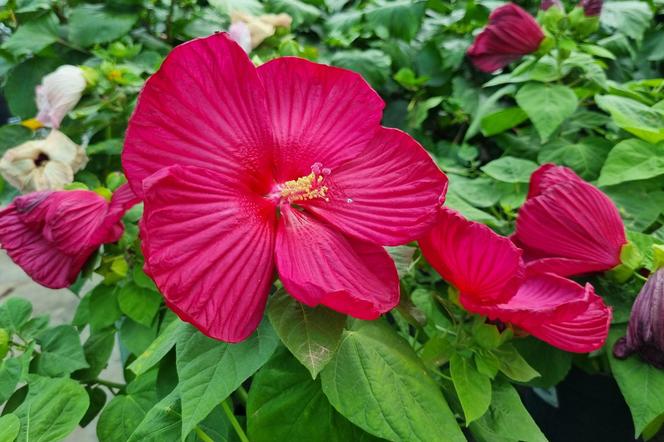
[195,427,214,442]
[235,386,249,406]
[166,0,175,42]
[222,399,249,442]
[92,378,125,389]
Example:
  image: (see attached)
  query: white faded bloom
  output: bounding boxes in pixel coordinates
[229,21,252,53]
[230,11,293,50]
[0,130,88,193]
[35,65,87,129]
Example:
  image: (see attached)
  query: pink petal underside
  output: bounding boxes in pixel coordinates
[302,127,448,245]
[527,163,584,199]
[42,191,110,254]
[123,33,274,198]
[91,183,142,245]
[466,273,612,352]
[275,205,399,320]
[514,180,626,276]
[419,208,524,305]
[141,165,276,343]
[0,197,91,288]
[256,56,385,182]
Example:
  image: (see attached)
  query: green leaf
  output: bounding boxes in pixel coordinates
[465,85,517,141]
[4,57,62,119]
[0,414,20,442]
[608,326,664,436]
[248,349,380,442]
[604,181,664,231]
[176,321,279,438]
[35,325,88,377]
[601,1,654,40]
[97,373,159,442]
[267,0,321,26]
[87,139,123,156]
[512,337,572,388]
[267,291,345,378]
[596,95,664,144]
[0,298,32,334]
[364,0,426,41]
[469,378,546,442]
[89,284,121,331]
[539,136,612,180]
[119,317,158,356]
[14,375,89,442]
[598,139,664,186]
[75,328,116,380]
[481,157,538,183]
[127,388,182,442]
[330,50,391,88]
[0,357,22,403]
[69,5,139,47]
[129,319,184,376]
[450,354,492,424]
[494,344,540,382]
[118,282,162,327]
[480,107,528,136]
[1,13,58,56]
[0,125,33,155]
[516,83,578,142]
[321,320,465,442]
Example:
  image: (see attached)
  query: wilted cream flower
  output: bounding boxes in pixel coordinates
[229,21,252,53]
[0,130,88,193]
[35,65,87,129]
[230,11,293,50]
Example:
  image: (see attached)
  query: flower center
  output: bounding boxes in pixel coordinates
[274,162,331,204]
[34,152,50,167]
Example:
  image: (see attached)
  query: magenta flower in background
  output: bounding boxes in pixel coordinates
[0,184,138,288]
[540,0,563,10]
[514,164,627,277]
[420,208,612,353]
[122,33,448,343]
[614,268,664,368]
[467,3,545,73]
[579,0,602,16]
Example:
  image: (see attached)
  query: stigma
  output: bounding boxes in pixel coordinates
[279,162,331,203]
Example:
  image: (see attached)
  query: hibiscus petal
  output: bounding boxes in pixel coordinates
[275,205,399,319]
[300,127,447,245]
[526,163,584,199]
[419,208,524,305]
[141,165,276,342]
[0,194,91,288]
[515,180,627,276]
[257,57,384,181]
[123,33,274,198]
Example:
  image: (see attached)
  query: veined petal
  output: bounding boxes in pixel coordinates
[515,180,626,276]
[302,127,448,245]
[419,208,524,305]
[0,192,95,288]
[123,33,274,198]
[275,205,399,319]
[257,57,384,182]
[141,165,276,342]
[526,163,584,199]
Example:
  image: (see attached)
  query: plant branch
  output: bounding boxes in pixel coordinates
[222,399,249,442]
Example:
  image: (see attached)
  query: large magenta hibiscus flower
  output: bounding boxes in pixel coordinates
[122,33,448,342]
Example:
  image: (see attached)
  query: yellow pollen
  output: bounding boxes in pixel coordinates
[280,172,329,202]
[21,118,44,131]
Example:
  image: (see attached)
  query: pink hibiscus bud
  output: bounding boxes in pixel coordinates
[420,208,612,353]
[35,65,87,129]
[0,184,139,289]
[614,269,664,368]
[541,0,563,10]
[467,3,545,73]
[513,164,627,277]
[579,0,602,16]
[122,33,448,342]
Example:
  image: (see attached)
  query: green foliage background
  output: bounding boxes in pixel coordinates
[0,0,663,441]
